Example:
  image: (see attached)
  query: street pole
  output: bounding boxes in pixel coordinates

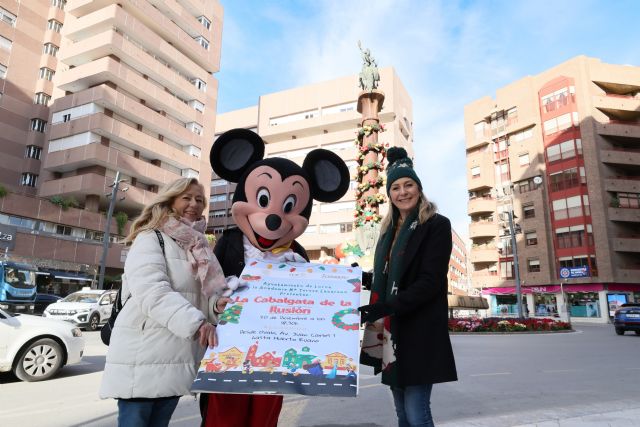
[98,171,122,290]
[507,210,524,319]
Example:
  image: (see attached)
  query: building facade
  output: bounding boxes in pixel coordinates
[209,67,414,260]
[0,0,223,292]
[465,56,640,322]
[448,228,469,296]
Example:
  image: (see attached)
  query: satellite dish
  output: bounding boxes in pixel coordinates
[533,176,543,185]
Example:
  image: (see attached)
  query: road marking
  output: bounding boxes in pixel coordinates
[239,379,247,382]
[625,367,640,370]
[333,383,343,387]
[469,372,511,377]
[269,380,278,383]
[207,378,216,381]
[285,380,294,383]
[317,382,326,385]
[223,379,232,382]
[253,379,263,382]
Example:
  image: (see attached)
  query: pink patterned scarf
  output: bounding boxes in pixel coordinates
[160,216,226,298]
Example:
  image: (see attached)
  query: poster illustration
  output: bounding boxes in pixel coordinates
[191,259,362,397]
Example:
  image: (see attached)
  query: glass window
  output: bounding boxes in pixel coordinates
[523,204,535,219]
[34,92,51,105]
[211,179,227,187]
[518,153,530,166]
[39,67,55,81]
[43,43,59,56]
[568,292,600,318]
[209,194,225,203]
[0,63,6,79]
[197,16,211,30]
[194,36,209,50]
[25,145,42,160]
[527,258,540,273]
[51,0,66,10]
[48,19,63,32]
[0,7,16,26]
[525,231,537,246]
[20,173,38,187]
[0,34,12,51]
[30,118,47,132]
[471,166,480,177]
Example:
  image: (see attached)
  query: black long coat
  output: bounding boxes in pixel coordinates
[385,213,458,386]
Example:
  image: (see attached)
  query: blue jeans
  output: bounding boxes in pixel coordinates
[117,396,180,427]
[391,384,434,427]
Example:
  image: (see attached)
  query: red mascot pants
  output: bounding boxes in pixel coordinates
[205,393,283,427]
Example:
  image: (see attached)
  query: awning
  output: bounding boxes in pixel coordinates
[38,269,93,282]
[447,295,489,309]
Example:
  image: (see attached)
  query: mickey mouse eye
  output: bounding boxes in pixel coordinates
[283,195,297,214]
[257,188,270,208]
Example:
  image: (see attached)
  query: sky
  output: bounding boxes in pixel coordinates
[214,0,640,240]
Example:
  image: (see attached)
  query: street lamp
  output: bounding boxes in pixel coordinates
[501,210,523,319]
[97,171,128,290]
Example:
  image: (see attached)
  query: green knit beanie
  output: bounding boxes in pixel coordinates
[385,147,422,193]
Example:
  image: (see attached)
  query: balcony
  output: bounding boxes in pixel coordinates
[604,177,640,193]
[470,247,497,264]
[47,112,199,168]
[39,173,156,212]
[600,148,640,167]
[60,30,205,104]
[596,120,640,140]
[56,64,202,137]
[468,197,496,215]
[609,207,640,222]
[469,221,496,239]
[593,94,640,120]
[612,237,640,253]
[44,143,182,187]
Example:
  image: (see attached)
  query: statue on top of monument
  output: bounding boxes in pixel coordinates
[358,40,380,92]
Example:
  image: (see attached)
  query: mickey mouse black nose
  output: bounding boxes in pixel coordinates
[266,214,282,231]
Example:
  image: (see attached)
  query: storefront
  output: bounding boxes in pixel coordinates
[482,283,640,323]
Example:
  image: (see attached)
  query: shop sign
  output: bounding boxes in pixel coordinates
[0,224,16,250]
[559,266,590,279]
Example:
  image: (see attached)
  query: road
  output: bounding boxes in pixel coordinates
[1,323,638,427]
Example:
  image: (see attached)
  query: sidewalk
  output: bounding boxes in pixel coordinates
[439,399,640,427]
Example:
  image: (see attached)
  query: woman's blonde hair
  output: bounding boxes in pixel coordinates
[123,177,205,244]
[380,192,437,234]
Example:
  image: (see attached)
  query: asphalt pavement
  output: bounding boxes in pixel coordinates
[1,322,638,427]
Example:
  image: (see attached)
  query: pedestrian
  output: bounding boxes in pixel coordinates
[99,177,228,427]
[359,147,457,427]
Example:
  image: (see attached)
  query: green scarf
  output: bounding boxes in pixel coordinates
[361,207,419,386]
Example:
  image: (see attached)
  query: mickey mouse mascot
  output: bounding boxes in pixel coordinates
[201,128,350,427]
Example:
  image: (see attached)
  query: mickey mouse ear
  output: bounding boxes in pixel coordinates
[303,149,350,202]
[210,129,265,182]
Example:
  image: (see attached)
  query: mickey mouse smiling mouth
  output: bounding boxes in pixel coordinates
[254,231,278,249]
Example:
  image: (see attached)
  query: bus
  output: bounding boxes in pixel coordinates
[0,261,36,313]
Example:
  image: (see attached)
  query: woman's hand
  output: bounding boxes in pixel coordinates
[358,302,392,324]
[196,321,217,348]
[214,297,232,315]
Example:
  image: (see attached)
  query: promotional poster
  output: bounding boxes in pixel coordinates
[191,259,362,397]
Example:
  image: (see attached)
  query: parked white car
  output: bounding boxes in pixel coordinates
[43,289,117,331]
[0,308,85,381]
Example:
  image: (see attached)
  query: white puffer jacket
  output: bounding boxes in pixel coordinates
[100,230,216,399]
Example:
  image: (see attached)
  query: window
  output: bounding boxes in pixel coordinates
[527,259,540,273]
[43,43,59,56]
[20,173,38,187]
[198,16,211,30]
[25,145,42,160]
[509,128,533,144]
[556,224,593,248]
[474,121,488,139]
[323,141,352,152]
[51,0,66,10]
[39,67,55,81]
[213,227,224,234]
[471,166,480,178]
[194,36,209,50]
[552,195,589,220]
[211,179,227,187]
[55,225,72,235]
[48,19,63,33]
[34,92,51,105]
[192,78,207,92]
[228,192,234,200]
[210,194,225,203]
[0,63,6,79]
[62,113,71,123]
[618,192,640,209]
[518,153,530,166]
[549,167,580,192]
[189,99,205,113]
[516,178,541,193]
[525,231,537,246]
[0,34,12,51]
[30,118,47,132]
[187,122,203,135]
[523,204,535,219]
[0,7,16,26]
[500,260,514,279]
[211,210,226,218]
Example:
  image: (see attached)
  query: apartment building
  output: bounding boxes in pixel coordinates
[0,0,223,292]
[448,228,469,296]
[465,56,640,322]
[210,67,414,259]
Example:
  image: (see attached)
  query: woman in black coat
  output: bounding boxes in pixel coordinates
[359,147,457,427]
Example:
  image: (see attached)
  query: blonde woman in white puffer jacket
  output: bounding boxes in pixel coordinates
[100,178,228,427]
